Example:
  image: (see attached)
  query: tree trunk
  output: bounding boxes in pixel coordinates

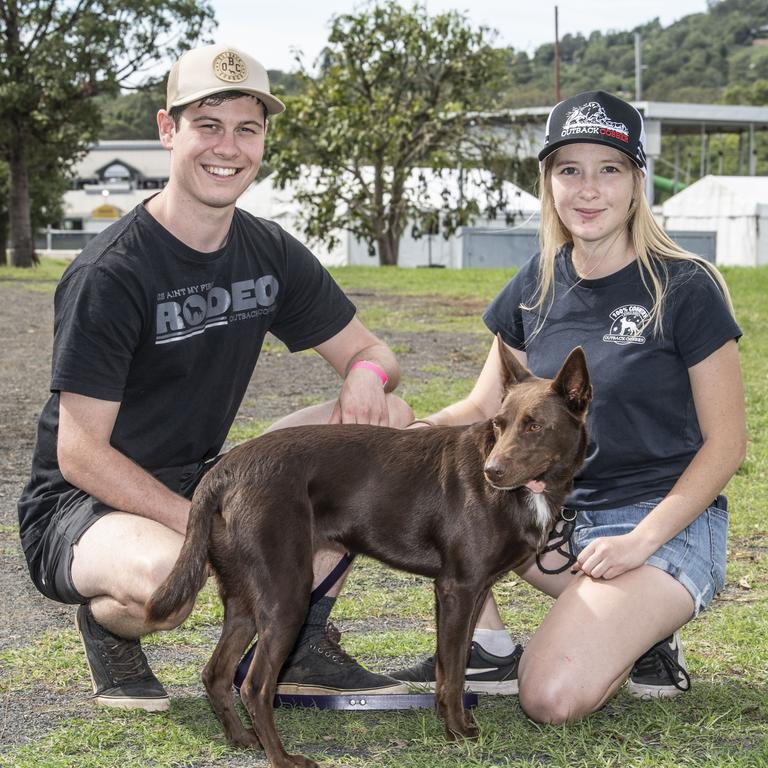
[8,136,38,268]
[377,231,399,266]
[0,215,7,266]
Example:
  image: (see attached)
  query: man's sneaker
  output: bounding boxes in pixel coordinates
[76,604,169,711]
[389,641,523,694]
[627,631,691,700]
[235,622,409,696]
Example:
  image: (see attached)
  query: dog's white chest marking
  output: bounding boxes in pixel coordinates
[526,491,551,534]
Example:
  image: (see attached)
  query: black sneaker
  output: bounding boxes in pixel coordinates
[627,631,691,700]
[389,641,523,694]
[76,604,169,711]
[235,622,409,696]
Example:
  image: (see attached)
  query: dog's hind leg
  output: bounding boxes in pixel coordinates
[434,577,486,740]
[239,531,318,767]
[202,593,262,749]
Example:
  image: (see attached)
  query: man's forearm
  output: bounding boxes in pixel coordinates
[345,341,400,392]
[59,444,190,535]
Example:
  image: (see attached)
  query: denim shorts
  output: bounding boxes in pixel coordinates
[568,496,728,617]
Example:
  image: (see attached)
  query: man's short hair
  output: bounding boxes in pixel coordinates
[168,91,267,128]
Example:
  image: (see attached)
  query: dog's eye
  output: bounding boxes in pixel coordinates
[526,423,543,433]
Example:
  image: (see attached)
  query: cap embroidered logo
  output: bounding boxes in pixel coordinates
[561,102,629,143]
[213,51,248,83]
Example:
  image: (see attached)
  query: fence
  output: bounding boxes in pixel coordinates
[36,227,718,267]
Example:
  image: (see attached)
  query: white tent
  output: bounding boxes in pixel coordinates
[238,174,350,266]
[662,175,768,267]
[237,167,540,268]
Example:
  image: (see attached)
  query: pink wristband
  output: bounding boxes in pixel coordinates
[350,360,389,387]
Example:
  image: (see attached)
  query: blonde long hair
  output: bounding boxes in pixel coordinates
[527,154,735,338]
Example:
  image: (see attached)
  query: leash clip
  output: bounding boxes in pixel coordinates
[535,508,578,575]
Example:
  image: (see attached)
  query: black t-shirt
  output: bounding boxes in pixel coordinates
[18,204,356,557]
[483,246,742,510]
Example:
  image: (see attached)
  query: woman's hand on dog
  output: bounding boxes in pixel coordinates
[571,532,656,580]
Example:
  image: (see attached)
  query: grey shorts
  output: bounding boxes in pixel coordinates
[27,458,218,605]
[569,496,728,617]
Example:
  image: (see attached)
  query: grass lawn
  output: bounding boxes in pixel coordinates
[1,259,766,767]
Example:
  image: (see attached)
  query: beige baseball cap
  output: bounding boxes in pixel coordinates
[166,44,285,115]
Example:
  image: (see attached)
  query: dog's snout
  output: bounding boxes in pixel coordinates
[484,460,505,482]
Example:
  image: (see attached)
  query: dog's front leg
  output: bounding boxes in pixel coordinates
[434,578,482,740]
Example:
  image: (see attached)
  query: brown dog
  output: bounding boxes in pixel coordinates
[147,337,591,767]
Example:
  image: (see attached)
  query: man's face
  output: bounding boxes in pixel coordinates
[159,96,266,211]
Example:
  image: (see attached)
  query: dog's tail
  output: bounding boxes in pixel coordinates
[145,474,221,623]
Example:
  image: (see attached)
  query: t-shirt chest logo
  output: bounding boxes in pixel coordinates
[155,275,279,345]
[603,304,649,345]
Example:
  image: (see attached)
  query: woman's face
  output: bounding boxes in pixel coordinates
[549,143,637,249]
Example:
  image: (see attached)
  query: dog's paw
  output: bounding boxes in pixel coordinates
[285,755,319,768]
[446,722,480,741]
[229,729,262,750]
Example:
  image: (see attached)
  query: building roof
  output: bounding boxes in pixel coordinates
[74,140,169,180]
[482,101,768,136]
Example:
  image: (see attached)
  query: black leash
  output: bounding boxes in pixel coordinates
[234,552,356,691]
[536,509,578,575]
[309,552,355,605]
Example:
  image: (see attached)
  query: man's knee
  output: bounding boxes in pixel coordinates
[385,393,414,427]
[134,551,198,629]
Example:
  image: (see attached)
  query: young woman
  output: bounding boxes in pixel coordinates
[391,91,746,723]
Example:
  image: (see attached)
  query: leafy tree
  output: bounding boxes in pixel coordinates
[96,84,167,140]
[0,0,215,267]
[269,0,512,266]
[0,147,68,265]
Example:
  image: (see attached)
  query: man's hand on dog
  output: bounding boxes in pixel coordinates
[328,366,390,426]
[571,532,656,580]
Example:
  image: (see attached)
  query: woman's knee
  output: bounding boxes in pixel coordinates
[518,670,606,725]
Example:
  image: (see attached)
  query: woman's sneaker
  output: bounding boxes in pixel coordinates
[76,604,169,711]
[627,632,691,699]
[388,642,523,694]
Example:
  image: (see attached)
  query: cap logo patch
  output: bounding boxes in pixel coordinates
[212,51,248,83]
[561,101,629,143]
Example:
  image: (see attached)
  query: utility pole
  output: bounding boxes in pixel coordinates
[634,32,642,100]
[554,6,561,102]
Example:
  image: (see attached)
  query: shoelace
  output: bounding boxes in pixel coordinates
[310,621,358,666]
[100,637,149,684]
[633,640,691,691]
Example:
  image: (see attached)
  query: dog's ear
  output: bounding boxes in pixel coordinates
[496,333,532,389]
[551,347,592,414]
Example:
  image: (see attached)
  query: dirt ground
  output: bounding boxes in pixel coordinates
[0,280,488,751]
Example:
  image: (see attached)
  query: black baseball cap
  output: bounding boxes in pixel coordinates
[538,90,646,172]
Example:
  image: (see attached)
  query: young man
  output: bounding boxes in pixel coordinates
[18,44,411,712]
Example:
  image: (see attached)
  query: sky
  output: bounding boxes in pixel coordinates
[210,1,711,72]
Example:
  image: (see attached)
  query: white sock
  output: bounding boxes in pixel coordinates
[472,628,517,657]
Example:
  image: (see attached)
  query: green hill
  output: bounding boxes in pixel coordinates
[500,0,768,106]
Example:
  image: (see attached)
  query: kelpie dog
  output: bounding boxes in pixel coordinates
[147,337,591,768]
